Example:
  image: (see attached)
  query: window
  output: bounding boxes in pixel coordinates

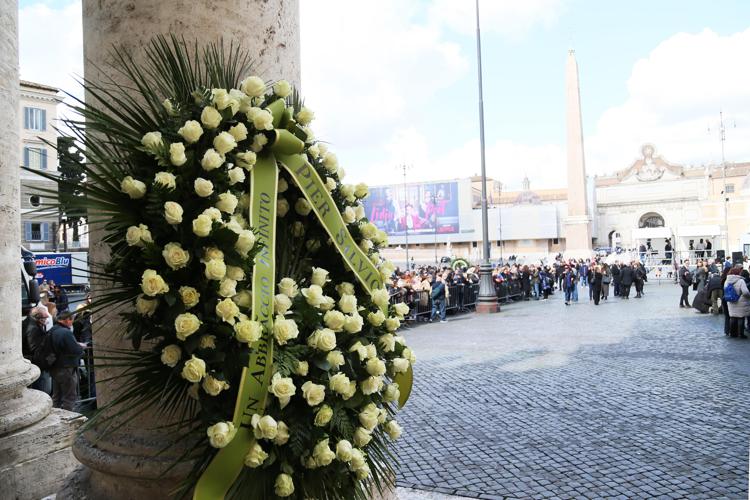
[29,195,41,207]
[552,238,560,244]
[23,146,47,170]
[726,184,735,194]
[23,107,47,131]
[638,212,664,228]
[472,241,478,248]
[24,222,49,241]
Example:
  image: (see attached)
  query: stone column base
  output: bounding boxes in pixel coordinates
[0,408,85,500]
[476,300,499,314]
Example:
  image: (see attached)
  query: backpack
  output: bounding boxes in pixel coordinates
[724,282,741,303]
[32,331,57,371]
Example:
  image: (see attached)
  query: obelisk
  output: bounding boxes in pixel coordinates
[563,49,592,258]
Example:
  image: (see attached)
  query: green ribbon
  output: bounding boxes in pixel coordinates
[194,99,412,500]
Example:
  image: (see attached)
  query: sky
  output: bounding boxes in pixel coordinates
[18,0,750,190]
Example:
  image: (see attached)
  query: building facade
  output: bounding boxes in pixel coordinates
[377,144,750,266]
[19,80,62,251]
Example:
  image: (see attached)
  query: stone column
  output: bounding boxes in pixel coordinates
[563,49,593,258]
[0,2,84,499]
[60,2,300,498]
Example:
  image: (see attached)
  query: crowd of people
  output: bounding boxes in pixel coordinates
[21,284,92,411]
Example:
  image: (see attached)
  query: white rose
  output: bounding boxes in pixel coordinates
[384,316,401,332]
[365,344,377,360]
[295,361,309,376]
[235,229,256,256]
[203,246,224,261]
[342,206,356,224]
[329,372,351,395]
[391,357,410,373]
[383,383,400,403]
[192,214,213,237]
[355,464,370,480]
[162,242,190,270]
[393,302,410,318]
[314,404,333,426]
[135,294,158,316]
[326,350,344,369]
[240,76,266,97]
[335,439,353,462]
[373,230,389,246]
[378,334,396,352]
[366,358,386,377]
[354,182,369,199]
[178,120,203,143]
[181,355,206,383]
[278,177,289,193]
[274,473,294,498]
[311,267,329,287]
[323,310,346,332]
[269,373,296,408]
[273,79,292,97]
[121,176,146,199]
[301,381,326,407]
[169,142,187,166]
[233,289,252,308]
[335,282,355,296]
[194,177,214,197]
[312,438,336,467]
[368,310,386,327]
[358,403,379,431]
[360,222,378,240]
[162,98,174,114]
[294,197,312,216]
[244,442,268,468]
[234,319,263,343]
[385,420,402,440]
[251,133,268,152]
[201,148,224,170]
[296,106,314,125]
[348,341,368,361]
[353,427,372,447]
[325,177,337,192]
[202,374,230,396]
[164,201,183,225]
[338,294,357,314]
[216,192,238,213]
[175,313,202,341]
[337,166,346,180]
[276,198,289,217]
[235,150,257,170]
[251,413,278,440]
[228,122,248,142]
[344,313,364,334]
[308,144,320,159]
[141,269,169,296]
[278,277,298,298]
[354,204,366,221]
[207,421,236,448]
[204,258,227,281]
[218,277,237,298]
[216,297,240,324]
[226,266,246,281]
[211,88,232,110]
[301,284,325,307]
[340,184,355,200]
[160,344,181,367]
[274,421,290,445]
[228,167,246,185]
[200,106,222,129]
[203,207,222,221]
[291,221,305,237]
[273,315,299,345]
[360,375,383,395]
[213,131,237,155]
[250,108,274,131]
[199,334,216,349]
[322,152,338,173]
[126,225,143,246]
[311,328,336,352]
[320,296,336,311]
[141,131,163,151]
[274,293,292,315]
[154,171,176,190]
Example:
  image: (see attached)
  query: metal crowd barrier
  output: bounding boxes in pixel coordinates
[77,346,97,410]
[389,284,480,321]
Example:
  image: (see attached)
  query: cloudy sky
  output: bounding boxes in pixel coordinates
[18,0,750,190]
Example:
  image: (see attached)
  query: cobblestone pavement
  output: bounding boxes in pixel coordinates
[395,283,750,500]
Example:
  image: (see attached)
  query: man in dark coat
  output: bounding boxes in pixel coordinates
[25,306,52,393]
[634,263,646,298]
[678,260,693,308]
[619,263,634,299]
[430,275,447,323]
[49,311,85,411]
[611,263,621,296]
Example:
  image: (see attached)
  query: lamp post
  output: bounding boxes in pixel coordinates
[719,111,729,253]
[474,0,498,313]
[399,164,410,272]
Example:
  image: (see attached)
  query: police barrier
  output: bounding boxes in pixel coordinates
[389,284,480,320]
[77,346,96,409]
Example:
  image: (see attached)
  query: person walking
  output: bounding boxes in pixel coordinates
[620,263,634,299]
[724,266,750,338]
[563,265,576,306]
[678,260,692,308]
[611,263,621,297]
[634,263,646,298]
[601,264,612,300]
[591,265,603,305]
[49,311,85,411]
[24,306,53,394]
[430,275,447,323]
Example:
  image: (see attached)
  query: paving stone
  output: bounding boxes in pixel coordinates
[393,285,750,499]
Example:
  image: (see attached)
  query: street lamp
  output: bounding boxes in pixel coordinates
[474,0,498,313]
[399,164,411,272]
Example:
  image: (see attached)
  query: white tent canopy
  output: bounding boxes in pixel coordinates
[676,224,721,237]
[631,227,673,240]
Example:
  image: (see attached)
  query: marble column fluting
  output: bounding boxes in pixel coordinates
[60,2,301,498]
